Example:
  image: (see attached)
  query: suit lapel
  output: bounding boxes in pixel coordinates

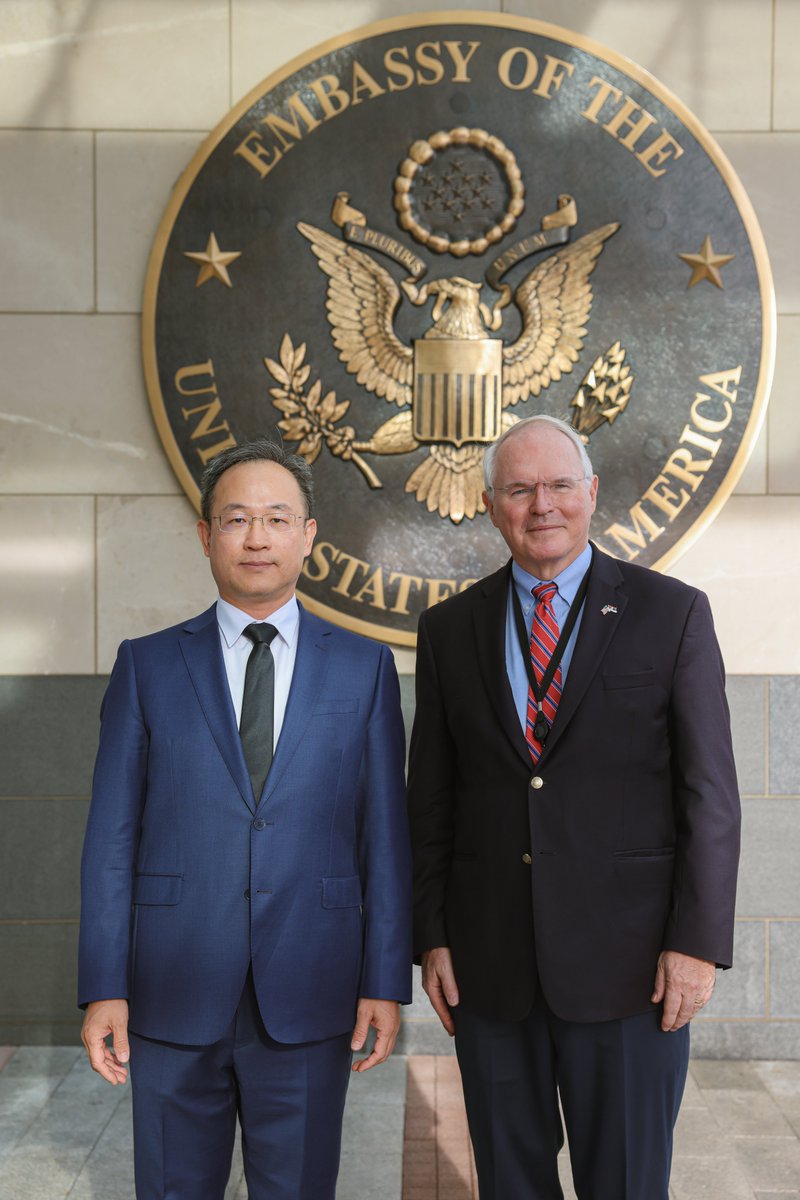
[259,606,332,806]
[473,563,532,768]
[179,607,255,813]
[540,545,628,760]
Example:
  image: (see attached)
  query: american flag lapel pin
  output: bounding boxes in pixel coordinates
[601,604,618,616]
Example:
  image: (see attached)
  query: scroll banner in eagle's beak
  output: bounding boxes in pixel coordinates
[331,192,428,283]
[485,195,578,292]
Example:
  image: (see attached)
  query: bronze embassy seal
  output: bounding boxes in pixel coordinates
[143,13,774,646]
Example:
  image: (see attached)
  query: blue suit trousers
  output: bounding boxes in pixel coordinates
[454,995,689,1200]
[129,971,352,1200]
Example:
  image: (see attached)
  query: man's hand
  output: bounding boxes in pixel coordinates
[652,951,716,1032]
[351,999,400,1072]
[81,999,130,1085]
[421,947,459,1036]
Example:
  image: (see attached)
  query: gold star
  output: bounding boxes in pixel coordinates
[184,233,242,288]
[678,236,734,289]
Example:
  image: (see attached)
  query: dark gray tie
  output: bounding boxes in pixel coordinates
[240,623,278,802]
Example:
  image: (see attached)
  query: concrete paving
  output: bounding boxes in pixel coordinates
[0,1047,798,1198]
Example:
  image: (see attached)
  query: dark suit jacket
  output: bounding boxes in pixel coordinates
[79,603,412,1045]
[408,546,740,1024]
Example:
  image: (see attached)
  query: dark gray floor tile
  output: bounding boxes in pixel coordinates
[1,1055,126,1198]
[0,676,108,797]
[397,1017,457,1056]
[0,798,88,920]
[0,1047,82,1165]
[727,676,767,794]
[345,1056,407,1106]
[65,1094,134,1200]
[737,801,800,916]
[769,678,800,795]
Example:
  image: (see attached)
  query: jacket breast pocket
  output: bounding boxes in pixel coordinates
[602,669,655,690]
[613,846,675,860]
[322,875,363,908]
[312,699,360,715]
[132,873,183,905]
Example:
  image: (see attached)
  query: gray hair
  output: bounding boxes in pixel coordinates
[483,415,593,491]
[199,438,314,521]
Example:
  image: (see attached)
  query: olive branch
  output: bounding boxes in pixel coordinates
[264,334,382,489]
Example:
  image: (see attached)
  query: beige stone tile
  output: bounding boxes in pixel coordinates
[673,1106,729,1157]
[665,496,800,674]
[703,1089,794,1139]
[669,1149,755,1200]
[97,132,204,314]
[715,133,800,317]
[0,315,180,495]
[768,315,800,495]
[0,131,93,313]
[505,0,772,132]
[733,417,767,495]
[754,1061,800,1100]
[557,1152,578,1200]
[390,646,416,675]
[682,1069,709,1110]
[692,1060,767,1091]
[0,495,94,674]
[733,1134,800,1192]
[96,495,217,672]
[230,0,500,101]
[0,0,229,131]
[774,0,800,132]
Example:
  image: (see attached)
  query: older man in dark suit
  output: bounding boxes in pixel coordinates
[408,415,740,1200]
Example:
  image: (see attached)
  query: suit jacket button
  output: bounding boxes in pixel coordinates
[243,889,251,900]
[522,853,532,865]
[530,776,543,789]
[253,818,266,830]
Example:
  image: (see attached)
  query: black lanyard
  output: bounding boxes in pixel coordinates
[511,555,592,744]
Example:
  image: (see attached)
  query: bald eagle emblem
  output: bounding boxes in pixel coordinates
[265,159,630,525]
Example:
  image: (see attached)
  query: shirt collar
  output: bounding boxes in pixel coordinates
[512,542,593,606]
[216,595,300,650]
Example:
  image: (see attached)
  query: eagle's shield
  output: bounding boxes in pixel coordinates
[413,338,503,448]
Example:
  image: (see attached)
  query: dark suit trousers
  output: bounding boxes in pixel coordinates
[129,970,352,1200]
[454,994,689,1200]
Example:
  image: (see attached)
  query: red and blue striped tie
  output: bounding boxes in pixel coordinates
[525,582,562,763]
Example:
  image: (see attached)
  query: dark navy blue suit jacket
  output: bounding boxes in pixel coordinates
[79,603,412,1046]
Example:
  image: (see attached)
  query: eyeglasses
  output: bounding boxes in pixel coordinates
[491,477,590,503]
[210,510,307,535]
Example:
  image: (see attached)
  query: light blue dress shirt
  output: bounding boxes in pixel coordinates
[505,543,593,731]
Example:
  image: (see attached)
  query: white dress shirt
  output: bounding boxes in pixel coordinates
[215,595,300,747]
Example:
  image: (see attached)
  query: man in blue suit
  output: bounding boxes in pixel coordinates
[79,439,412,1200]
